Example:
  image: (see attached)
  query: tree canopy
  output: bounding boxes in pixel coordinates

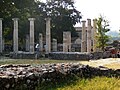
[96,15,110,51]
[0,0,82,44]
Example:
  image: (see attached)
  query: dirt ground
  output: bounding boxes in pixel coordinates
[80,58,120,69]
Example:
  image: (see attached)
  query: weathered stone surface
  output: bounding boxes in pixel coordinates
[49,52,91,60]
[9,51,43,59]
[0,63,119,89]
[90,51,111,59]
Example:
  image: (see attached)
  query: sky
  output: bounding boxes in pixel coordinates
[41,0,120,32]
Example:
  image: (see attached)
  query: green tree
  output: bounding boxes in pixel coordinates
[37,0,82,43]
[0,0,82,47]
[96,16,110,51]
[0,0,38,44]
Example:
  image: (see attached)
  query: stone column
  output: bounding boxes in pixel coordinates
[68,32,71,52]
[0,18,3,53]
[63,32,68,52]
[2,39,4,51]
[93,19,97,52]
[25,34,30,51]
[39,33,43,52]
[63,31,71,52]
[28,18,35,53]
[12,18,19,53]
[45,18,51,54]
[87,19,92,53]
[81,20,87,52]
[52,39,57,52]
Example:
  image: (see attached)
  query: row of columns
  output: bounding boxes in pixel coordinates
[0,18,51,54]
[12,18,36,53]
[0,18,97,54]
[81,19,97,53]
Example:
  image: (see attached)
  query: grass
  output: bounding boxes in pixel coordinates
[0,58,120,70]
[35,76,120,90]
[58,77,120,90]
[0,58,120,90]
[0,58,79,65]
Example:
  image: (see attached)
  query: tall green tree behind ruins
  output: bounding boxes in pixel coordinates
[96,15,110,51]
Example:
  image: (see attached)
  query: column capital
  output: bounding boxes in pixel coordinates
[87,19,91,25]
[28,18,35,21]
[81,20,86,23]
[87,18,91,20]
[39,33,42,36]
[53,38,57,41]
[12,18,19,21]
[45,17,51,21]
[93,19,97,21]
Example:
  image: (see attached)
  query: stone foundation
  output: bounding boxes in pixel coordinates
[48,52,91,60]
[9,51,43,59]
[0,64,119,89]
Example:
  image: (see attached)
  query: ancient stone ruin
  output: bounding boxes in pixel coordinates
[0,64,119,89]
[0,17,110,59]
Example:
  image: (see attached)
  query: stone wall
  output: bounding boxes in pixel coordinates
[48,52,91,60]
[0,64,119,90]
[91,51,111,59]
[9,51,43,59]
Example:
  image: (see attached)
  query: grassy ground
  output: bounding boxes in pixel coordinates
[0,58,120,90]
[0,58,120,69]
[0,58,79,65]
[35,76,120,90]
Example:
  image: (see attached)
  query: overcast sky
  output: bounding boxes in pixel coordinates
[41,0,120,32]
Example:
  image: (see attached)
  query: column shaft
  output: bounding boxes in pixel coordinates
[0,18,3,53]
[93,19,97,52]
[28,18,35,53]
[68,32,71,52]
[81,21,87,52]
[87,19,92,53]
[45,18,51,54]
[12,18,19,53]
[39,33,43,52]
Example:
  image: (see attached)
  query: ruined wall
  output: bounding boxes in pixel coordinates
[0,64,119,90]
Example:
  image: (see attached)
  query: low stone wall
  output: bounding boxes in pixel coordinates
[9,51,43,59]
[91,51,111,59]
[0,64,119,90]
[48,52,91,60]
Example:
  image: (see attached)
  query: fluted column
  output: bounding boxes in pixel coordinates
[0,18,3,53]
[45,18,51,54]
[81,20,87,52]
[93,19,97,52]
[87,19,92,53]
[12,18,19,53]
[28,18,35,53]
[39,33,43,52]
